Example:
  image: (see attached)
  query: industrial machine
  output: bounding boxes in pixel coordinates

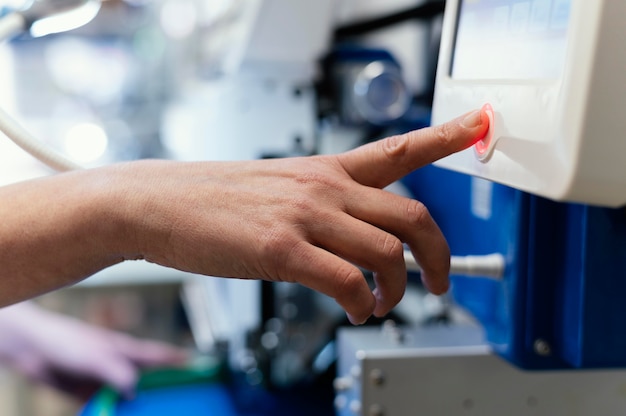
[3,0,626,415]
[176,0,626,413]
[336,1,626,415]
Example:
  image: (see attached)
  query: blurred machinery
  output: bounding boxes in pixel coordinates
[0,0,176,169]
[4,1,626,415]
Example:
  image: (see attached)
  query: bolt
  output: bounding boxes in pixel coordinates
[369,368,385,386]
[533,339,552,356]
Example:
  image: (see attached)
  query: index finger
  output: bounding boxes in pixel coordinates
[337,106,490,188]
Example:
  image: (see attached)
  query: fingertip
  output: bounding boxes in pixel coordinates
[372,287,399,318]
[372,308,387,319]
[290,246,377,326]
[421,273,450,296]
[346,313,368,326]
[343,290,376,325]
[474,105,491,144]
[460,105,491,148]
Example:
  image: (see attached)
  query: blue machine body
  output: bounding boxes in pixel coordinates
[403,164,626,369]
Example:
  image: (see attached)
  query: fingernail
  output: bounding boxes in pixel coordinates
[461,109,482,129]
[347,313,367,326]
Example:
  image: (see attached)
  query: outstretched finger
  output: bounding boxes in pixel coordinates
[337,106,490,189]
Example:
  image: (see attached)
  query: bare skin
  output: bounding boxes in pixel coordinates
[0,302,187,399]
[0,108,489,324]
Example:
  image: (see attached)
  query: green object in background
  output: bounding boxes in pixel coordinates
[86,356,223,416]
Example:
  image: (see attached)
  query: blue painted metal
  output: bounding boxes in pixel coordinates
[80,378,335,415]
[403,164,626,369]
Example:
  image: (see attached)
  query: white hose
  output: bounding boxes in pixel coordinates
[404,250,506,280]
[0,106,82,172]
[0,13,24,42]
[0,13,82,172]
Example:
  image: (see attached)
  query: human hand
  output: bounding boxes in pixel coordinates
[0,109,488,321]
[113,108,489,325]
[0,302,187,400]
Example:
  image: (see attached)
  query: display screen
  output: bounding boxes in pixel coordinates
[452,0,572,80]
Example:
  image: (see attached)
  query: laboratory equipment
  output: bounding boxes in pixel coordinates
[432,0,626,207]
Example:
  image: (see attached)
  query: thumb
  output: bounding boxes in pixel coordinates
[337,106,490,188]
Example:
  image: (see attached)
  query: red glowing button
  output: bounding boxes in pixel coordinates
[474,103,495,161]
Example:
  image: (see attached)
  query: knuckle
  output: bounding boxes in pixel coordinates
[433,122,455,149]
[287,194,314,214]
[379,134,409,163]
[294,171,346,200]
[260,228,291,255]
[332,266,375,323]
[259,228,298,276]
[375,234,404,265]
[333,265,365,299]
[406,200,433,230]
[294,171,322,186]
[295,170,339,189]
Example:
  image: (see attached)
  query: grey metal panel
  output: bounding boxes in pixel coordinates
[336,324,626,416]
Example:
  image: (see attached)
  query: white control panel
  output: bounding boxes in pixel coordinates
[432,0,626,207]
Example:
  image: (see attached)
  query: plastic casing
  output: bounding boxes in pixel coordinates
[432,0,626,207]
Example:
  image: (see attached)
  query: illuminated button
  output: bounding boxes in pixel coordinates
[474,103,495,161]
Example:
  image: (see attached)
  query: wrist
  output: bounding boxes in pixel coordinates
[92,160,175,264]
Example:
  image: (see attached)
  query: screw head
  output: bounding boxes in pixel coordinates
[533,339,552,356]
[369,368,385,386]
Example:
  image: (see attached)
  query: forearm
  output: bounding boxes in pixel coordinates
[0,165,139,305]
